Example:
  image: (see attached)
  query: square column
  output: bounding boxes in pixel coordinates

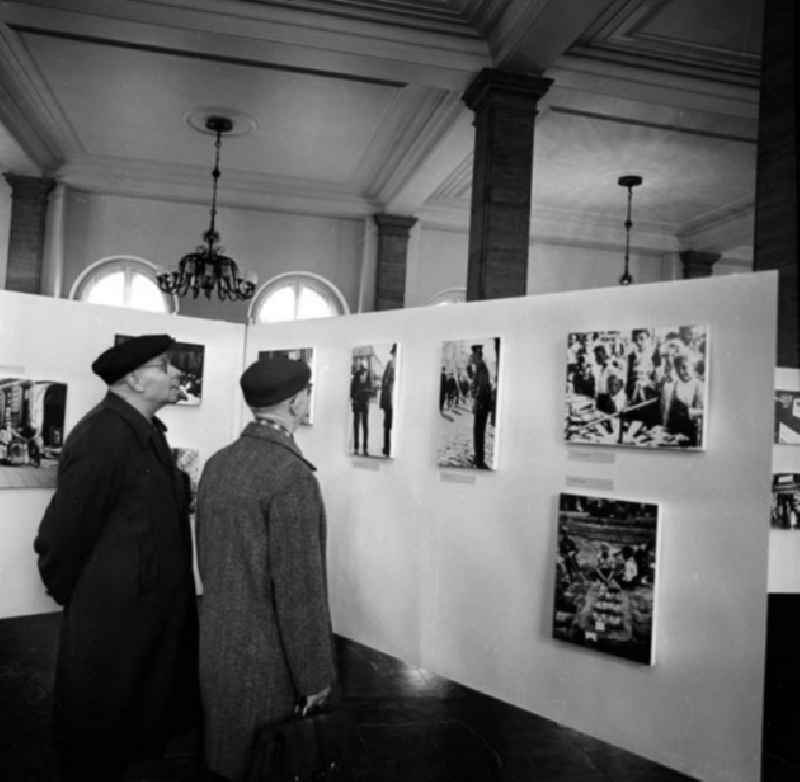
[374,214,417,311]
[462,69,552,301]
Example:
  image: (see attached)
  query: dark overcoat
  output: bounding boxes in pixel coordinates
[33,392,199,777]
[196,421,336,782]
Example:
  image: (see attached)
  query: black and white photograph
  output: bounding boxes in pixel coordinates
[171,447,201,515]
[771,474,800,529]
[258,348,314,425]
[565,325,708,449]
[349,343,397,458]
[0,378,67,490]
[115,334,205,405]
[554,492,659,665]
[437,338,500,470]
[774,390,800,444]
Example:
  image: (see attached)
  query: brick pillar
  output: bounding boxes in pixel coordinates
[462,69,552,301]
[3,174,55,294]
[753,0,800,367]
[373,214,416,311]
[680,251,720,279]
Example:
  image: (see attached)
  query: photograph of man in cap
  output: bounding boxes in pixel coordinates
[196,355,336,782]
[468,343,492,470]
[33,334,200,781]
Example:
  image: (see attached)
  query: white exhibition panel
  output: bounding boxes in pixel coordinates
[769,366,800,592]
[249,272,775,782]
[0,289,244,618]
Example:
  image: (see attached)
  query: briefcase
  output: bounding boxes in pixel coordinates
[246,706,355,782]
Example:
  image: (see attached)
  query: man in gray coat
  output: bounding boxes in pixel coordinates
[196,355,336,781]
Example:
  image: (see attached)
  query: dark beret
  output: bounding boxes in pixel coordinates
[241,356,311,407]
[471,344,483,352]
[92,334,175,384]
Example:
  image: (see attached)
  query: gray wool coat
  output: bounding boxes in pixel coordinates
[195,421,336,781]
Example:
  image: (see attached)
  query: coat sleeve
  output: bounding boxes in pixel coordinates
[33,422,125,606]
[267,474,335,697]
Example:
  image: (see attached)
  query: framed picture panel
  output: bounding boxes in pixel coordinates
[349,342,397,459]
[554,492,659,665]
[565,325,708,449]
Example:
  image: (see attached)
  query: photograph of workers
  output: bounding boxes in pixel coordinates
[565,325,708,449]
[771,474,800,529]
[116,334,205,405]
[437,337,500,470]
[774,390,800,444]
[553,492,659,665]
[0,378,67,490]
[349,342,397,458]
[258,347,314,425]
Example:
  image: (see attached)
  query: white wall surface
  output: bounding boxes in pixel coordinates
[0,289,244,617]
[769,366,800,592]
[248,272,776,782]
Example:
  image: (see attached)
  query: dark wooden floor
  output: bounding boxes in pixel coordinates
[0,605,794,781]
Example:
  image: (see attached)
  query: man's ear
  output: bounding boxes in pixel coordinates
[124,370,144,393]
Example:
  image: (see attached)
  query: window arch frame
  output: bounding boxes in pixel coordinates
[69,255,178,314]
[248,271,349,324]
[426,287,467,306]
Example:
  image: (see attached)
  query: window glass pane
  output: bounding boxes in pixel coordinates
[85,270,125,306]
[297,285,333,320]
[258,285,296,323]
[129,273,168,313]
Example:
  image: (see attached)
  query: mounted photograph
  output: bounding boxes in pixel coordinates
[348,342,397,459]
[554,492,659,665]
[115,335,205,405]
[771,474,800,529]
[0,378,67,490]
[258,348,314,425]
[774,390,800,444]
[437,338,500,470]
[565,325,708,449]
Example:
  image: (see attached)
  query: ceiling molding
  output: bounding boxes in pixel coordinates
[1,0,490,90]
[570,0,761,88]
[57,154,379,217]
[366,89,466,205]
[0,23,80,170]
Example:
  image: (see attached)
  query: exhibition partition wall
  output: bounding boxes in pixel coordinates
[0,272,776,782]
[247,271,776,782]
[0,289,245,616]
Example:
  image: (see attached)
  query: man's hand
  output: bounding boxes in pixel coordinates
[299,685,332,717]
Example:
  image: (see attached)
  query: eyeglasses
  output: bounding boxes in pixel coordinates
[139,357,171,373]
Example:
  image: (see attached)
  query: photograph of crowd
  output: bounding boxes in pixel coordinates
[258,348,314,425]
[771,474,800,529]
[349,343,397,458]
[0,378,67,489]
[565,325,708,449]
[171,447,201,515]
[554,492,658,665]
[774,390,800,444]
[115,335,204,405]
[437,338,500,470]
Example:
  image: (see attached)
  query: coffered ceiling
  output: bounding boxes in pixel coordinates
[0,0,763,259]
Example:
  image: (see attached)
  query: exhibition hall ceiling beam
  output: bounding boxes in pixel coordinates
[0,0,490,91]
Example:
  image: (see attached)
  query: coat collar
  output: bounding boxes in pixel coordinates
[102,391,166,448]
[241,420,316,471]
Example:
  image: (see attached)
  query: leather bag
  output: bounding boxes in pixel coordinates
[246,706,354,782]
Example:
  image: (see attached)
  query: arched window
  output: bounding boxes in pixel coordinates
[70,257,176,314]
[427,287,467,306]
[249,272,348,324]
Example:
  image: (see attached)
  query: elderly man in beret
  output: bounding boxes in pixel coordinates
[196,356,336,782]
[34,334,200,781]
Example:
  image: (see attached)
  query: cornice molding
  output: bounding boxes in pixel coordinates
[2,0,490,90]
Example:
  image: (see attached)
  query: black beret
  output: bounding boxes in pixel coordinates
[92,334,175,384]
[241,356,311,407]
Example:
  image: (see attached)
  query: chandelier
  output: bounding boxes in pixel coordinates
[617,174,643,286]
[157,115,256,301]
